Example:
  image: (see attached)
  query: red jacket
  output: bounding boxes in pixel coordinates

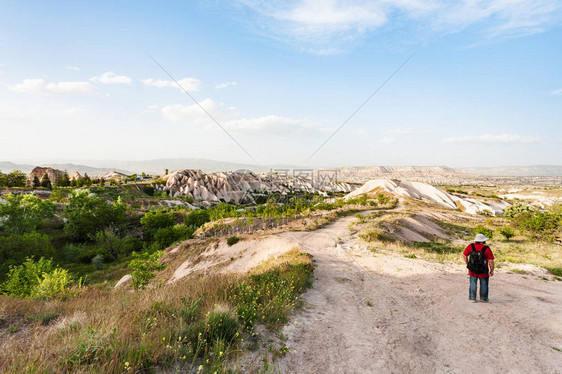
[463,243,494,278]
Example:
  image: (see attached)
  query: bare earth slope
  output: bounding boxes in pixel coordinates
[270,215,562,374]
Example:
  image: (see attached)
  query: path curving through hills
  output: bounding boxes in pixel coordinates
[271,214,562,374]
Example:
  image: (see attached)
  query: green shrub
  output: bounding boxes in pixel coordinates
[499,227,515,240]
[63,190,128,241]
[503,203,533,219]
[2,257,73,299]
[140,209,175,231]
[128,251,166,290]
[473,225,494,239]
[32,268,74,299]
[544,267,562,277]
[359,229,395,243]
[205,305,240,343]
[151,225,194,250]
[413,241,459,254]
[0,193,55,234]
[91,254,104,270]
[226,236,240,246]
[0,231,54,278]
[1,257,54,297]
[184,209,210,228]
[515,211,560,240]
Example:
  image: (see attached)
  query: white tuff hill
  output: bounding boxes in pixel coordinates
[345,179,509,215]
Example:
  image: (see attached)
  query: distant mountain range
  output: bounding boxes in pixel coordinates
[2,160,561,178]
[0,162,129,176]
[459,165,562,177]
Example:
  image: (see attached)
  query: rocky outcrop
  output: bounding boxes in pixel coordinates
[158,169,357,204]
[92,171,127,181]
[345,179,510,215]
[27,167,65,185]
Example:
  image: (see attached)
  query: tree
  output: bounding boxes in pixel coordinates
[93,228,137,261]
[140,209,175,240]
[0,171,7,187]
[59,172,70,187]
[184,209,210,228]
[6,170,26,187]
[32,176,41,188]
[0,193,55,234]
[128,250,166,290]
[0,232,54,278]
[499,227,515,241]
[40,174,52,189]
[63,190,128,241]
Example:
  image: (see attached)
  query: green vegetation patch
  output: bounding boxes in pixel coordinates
[413,241,459,254]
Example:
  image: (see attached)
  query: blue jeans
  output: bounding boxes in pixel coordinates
[469,276,489,301]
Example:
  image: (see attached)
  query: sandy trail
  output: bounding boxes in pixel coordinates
[273,215,562,374]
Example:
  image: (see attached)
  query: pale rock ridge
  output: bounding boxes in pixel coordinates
[345,179,509,215]
[159,169,356,204]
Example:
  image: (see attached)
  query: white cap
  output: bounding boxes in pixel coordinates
[474,233,489,242]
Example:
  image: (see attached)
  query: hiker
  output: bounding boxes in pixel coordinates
[463,234,494,303]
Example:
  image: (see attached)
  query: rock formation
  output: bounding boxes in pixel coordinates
[158,169,357,204]
[345,179,510,215]
[27,167,65,186]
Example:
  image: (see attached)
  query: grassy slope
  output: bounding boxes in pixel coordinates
[0,249,313,374]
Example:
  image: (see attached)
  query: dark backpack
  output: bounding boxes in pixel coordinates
[467,243,488,274]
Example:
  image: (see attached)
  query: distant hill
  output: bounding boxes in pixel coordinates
[0,161,130,176]
[79,158,303,175]
[459,165,562,177]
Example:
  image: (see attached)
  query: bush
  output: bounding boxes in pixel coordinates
[32,267,74,299]
[0,193,55,234]
[150,225,194,250]
[184,209,210,228]
[227,236,240,246]
[63,190,128,241]
[413,241,459,254]
[499,227,515,240]
[205,305,240,343]
[1,257,54,297]
[128,251,166,290]
[93,229,139,261]
[473,225,494,239]
[515,211,560,240]
[91,254,104,270]
[0,232,54,278]
[503,203,533,219]
[1,257,74,299]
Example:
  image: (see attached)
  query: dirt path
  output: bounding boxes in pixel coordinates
[272,214,562,374]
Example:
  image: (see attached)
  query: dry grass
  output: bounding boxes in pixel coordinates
[0,248,314,374]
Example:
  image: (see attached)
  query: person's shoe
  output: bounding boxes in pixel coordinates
[469,299,477,303]
[480,299,490,303]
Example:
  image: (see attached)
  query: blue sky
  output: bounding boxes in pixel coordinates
[0,0,561,167]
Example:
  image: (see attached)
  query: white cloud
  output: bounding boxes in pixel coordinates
[551,88,562,95]
[142,105,160,114]
[90,71,132,84]
[237,0,560,53]
[374,137,396,144]
[142,77,201,91]
[66,66,81,71]
[161,99,319,135]
[443,133,541,144]
[216,81,238,89]
[384,127,434,135]
[10,78,96,95]
[353,128,369,136]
